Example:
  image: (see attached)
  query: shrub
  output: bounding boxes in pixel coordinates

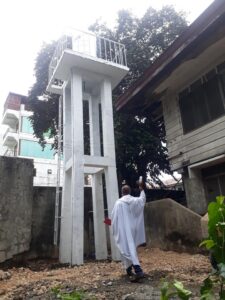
[161,196,225,299]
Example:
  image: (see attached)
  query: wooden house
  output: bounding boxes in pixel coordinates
[115,0,225,214]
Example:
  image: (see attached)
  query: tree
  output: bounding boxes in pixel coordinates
[28,6,187,186]
[28,41,59,149]
[89,6,187,186]
[90,7,187,96]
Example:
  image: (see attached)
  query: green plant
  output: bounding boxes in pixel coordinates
[199,196,225,299]
[200,196,225,264]
[161,196,225,299]
[160,280,192,300]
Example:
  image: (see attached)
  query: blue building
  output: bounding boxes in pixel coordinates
[2,92,61,186]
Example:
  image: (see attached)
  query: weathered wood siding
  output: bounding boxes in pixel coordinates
[163,95,225,171]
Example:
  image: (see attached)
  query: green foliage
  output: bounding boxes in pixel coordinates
[201,196,225,264]
[90,7,187,186]
[114,113,169,186]
[199,267,225,300]
[162,196,225,300]
[28,7,187,186]
[51,287,95,300]
[173,281,192,300]
[199,196,225,299]
[160,280,192,300]
[160,281,171,299]
[199,239,216,250]
[200,277,214,300]
[28,41,60,149]
[90,6,187,97]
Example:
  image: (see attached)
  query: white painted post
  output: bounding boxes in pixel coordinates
[92,172,108,259]
[71,69,84,265]
[104,166,121,261]
[63,87,72,163]
[100,79,116,160]
[60,169,72,263]
[60,85,72,263]
[100,79,120,260]
[89,95,108,260]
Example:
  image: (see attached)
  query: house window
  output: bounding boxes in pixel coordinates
[19,139,55,159]
[179,65,225,134]
[202,162,225,204]
[21,116,34,134]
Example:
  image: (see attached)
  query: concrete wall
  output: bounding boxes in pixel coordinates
[144,198,203,253]
[0,156,33,262]
[0,155,207,262]
[0,155,96,263]
[30,186,93,259]
[29,187,59,258]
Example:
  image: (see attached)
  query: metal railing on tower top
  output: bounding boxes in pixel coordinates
[48,29,127,83]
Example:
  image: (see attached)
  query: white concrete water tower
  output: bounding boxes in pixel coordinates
[47,29,129,265]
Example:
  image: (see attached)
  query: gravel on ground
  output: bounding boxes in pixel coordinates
[0,247,211,299]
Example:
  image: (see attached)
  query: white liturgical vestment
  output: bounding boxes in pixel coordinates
[111,190,146,268]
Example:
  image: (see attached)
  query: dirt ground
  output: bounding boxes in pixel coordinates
[0,247,211,299]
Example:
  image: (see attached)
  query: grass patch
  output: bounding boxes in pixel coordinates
[51,286,96,300]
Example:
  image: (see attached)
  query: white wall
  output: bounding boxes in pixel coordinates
[33,159,63,187]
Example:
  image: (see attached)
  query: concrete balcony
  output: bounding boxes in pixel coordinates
[3,149,16,157]
[3,128,18,147]
[2,109,19,127]
[47,29,128,94]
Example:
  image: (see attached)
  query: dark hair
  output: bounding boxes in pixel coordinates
[122,185,131,195]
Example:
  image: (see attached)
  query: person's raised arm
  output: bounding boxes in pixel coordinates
[130,180,146,208]
[136,181,146,204]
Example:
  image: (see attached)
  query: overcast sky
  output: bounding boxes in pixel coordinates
[0,0,214,121]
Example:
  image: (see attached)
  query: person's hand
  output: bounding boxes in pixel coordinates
[139,181,145,190]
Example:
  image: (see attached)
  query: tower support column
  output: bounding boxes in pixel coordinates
[101,79,120,260]
[60,85,72,263]
[92,172,108,259]
[71,69,84,265]
[89,95,107,259]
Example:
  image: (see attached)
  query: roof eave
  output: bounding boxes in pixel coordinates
[115,0,225,112]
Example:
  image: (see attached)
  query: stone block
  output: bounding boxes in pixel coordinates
[144,198,203,253]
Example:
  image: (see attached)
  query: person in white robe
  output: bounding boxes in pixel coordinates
[111,183,146,281]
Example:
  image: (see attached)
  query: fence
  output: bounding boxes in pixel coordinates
[49,29,127,82]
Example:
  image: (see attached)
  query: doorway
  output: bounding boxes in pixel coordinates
[202,162,225,204]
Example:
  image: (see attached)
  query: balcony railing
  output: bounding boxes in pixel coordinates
[4,149,16,157]
[49,29,127,83]
[2,109,19,126]
[3,127,18,141]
